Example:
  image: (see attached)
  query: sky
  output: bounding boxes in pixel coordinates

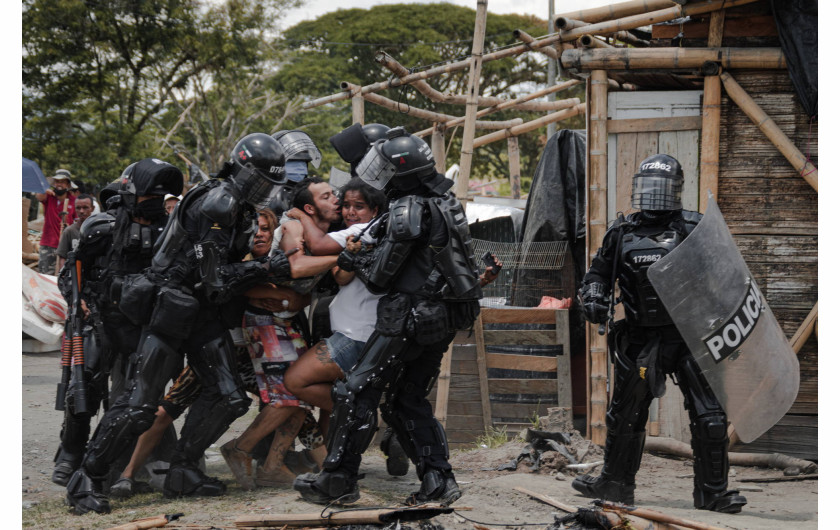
[280,0,618,29]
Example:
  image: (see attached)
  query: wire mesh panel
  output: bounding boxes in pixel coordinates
[471,239,568,308]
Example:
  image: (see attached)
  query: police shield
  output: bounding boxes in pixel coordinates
[647,196,799,443]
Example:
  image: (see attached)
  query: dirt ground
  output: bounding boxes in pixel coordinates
[22,350,818,529]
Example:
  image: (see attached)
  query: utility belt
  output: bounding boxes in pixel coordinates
[376,293,479,345]
[116,271,201,339]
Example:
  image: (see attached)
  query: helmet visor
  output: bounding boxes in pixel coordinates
[355,143,396,190]
[632,175,683,210]
[235,165,283,209]
[277,131,322,168]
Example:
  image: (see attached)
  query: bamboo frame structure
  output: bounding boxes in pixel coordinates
[587,70,609,446]
[514,29,559,59]
[562,47,787,71]
[557,0,761,44]
[719,71,818,191]
[340,82,521,130]
[472,104,585,148]
[700,72,721,214]
[555,0,676,25]
[374,51,569,112]
[579,35,614,49]
[557,17,650,47]
[456,0,488,202]
[414,80,581,137]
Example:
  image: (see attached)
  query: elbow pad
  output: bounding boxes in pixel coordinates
[210,260,270,304]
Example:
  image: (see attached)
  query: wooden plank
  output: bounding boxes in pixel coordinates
[444,400,484,417]
[445,429,485,444]
[659,129,700,211]
[490,402,555,419]
[615,132,637,216]
[730,415,817,461]
[485,353,558,372]
[555,310,572,409]
[483,329,557,346]
[444,414,487,431]
[452,344,477,362]
[434,342,454,427]
[656,378,691,443]
[451,359,479,376]
[481,307,558,324]
[474,312,492,431]
[606,116,702,134]
[487,378,558,395]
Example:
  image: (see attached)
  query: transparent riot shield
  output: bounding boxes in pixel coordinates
[647,196,799,443]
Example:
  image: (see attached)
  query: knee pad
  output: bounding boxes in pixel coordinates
[82,405,155,475]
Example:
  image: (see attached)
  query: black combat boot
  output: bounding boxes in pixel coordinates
[163,461,226,498]
[380,426,410,476]
[571,432,645,505]
[405,468,461,506]
[66,467,111,515]
[293,470,360,505]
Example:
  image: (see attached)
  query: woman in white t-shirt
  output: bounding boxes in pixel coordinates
[284,178,387,438]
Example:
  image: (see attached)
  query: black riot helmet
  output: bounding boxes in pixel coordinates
[77,212,115,260]
[355,127,435,192]
[271,130,322,183]
[631,154,684,211]
[229,133,287,209]
[99,181,121,210]
[118,158,183,210]
[329,122,390,166]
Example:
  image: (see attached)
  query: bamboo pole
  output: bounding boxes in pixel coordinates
[514,29,558,59]
[374,51,570,112]
[340,82,520,130]
[700,70,721,214]
[556,17,649,47]
[414,80,581,137]
[507,136,521,199]
[790,302,818,354]
[562,47,787,71]
[558,0,761,44]
[472,103,585,148]
[599,501,729,530]
[555,0,676,25]
[708,9,726,47]
[351,94,364,124]
[579,35,613,49]
[456,0,488,204]
[431,123,446,174]
[719,71,818,191]
[588,70,609,446]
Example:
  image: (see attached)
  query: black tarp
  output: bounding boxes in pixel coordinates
[771,0,818,118]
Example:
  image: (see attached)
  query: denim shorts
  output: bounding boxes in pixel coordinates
[325,331,367,374]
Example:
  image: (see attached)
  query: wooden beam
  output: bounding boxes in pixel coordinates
[555,0,676,25]
[588,70,609,446]
[434,342,454,428]
[473,103,585,148]
[556,310,572,411]
[482,307,558,324]
[474,312,492,432]
[700,72,722,213]
[707,10,725,47]
[558,0,761,43]
[606,116,702,134]
[351,94,364,125]
[507,136,521,200]
[431,123,446,174]
[562,47,787,71]
[719,71,818,191]
[456,0,488,204]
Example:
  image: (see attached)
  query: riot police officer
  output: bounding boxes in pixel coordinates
[65,134,337,515]
[572,154,747,514]
[53,162,182,487]
[294,127,482,506]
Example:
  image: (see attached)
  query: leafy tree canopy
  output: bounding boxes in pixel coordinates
[275,3,584,184]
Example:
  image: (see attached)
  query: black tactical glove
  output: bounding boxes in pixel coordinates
[268,251,291,280]
[579,282,610,324]
[336,248,357,272]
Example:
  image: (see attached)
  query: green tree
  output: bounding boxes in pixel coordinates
[276,3,585,186]
[22,0,301,186]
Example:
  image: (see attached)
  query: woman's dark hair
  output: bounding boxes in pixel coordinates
[339,177,388,216]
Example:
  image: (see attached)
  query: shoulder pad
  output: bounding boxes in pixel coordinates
[389,196,424,241]
[199,181,240,226]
